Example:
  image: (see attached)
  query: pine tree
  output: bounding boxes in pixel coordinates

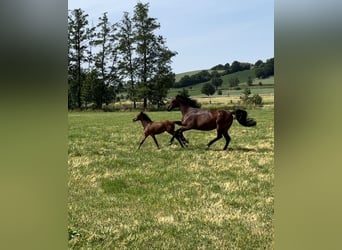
[117,12,137,108]
[68,8,90,109]
[92,12,119,108]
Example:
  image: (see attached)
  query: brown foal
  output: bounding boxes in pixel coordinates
[133,111,188,149]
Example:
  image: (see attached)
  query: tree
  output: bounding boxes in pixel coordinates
[82,70,94,108]
[117,11,138,108]
[231,61,242,73]
[241,87,263,106]
[211,76,223,90]
[211,64,225,70]
[241,87,252,104]
[255,57,274,79]
[254,59,264,67]
[201,83,215,96]
[177,88,190,98]
[68,8,90,109]
[211,70,220,78]
[92,12,120,108]
[132,2,176,109]
[174,70,211,88]
[228,77,240,88]
[247,76,253,86]
[251,94,263,106]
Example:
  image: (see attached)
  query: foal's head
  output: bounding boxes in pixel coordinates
[133,112,152,122]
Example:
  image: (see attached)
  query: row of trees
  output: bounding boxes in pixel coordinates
[68,3,176,110]
[210,61,252,74]
[175,58,273,89]
[174,70,212,88]
[254,58,274,79]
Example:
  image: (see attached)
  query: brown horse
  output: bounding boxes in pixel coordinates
[167,95,256,150]
[133,111,188,149]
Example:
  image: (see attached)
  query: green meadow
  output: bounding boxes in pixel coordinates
[68,106,274,249]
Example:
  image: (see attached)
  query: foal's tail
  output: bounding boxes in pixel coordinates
[232,109,257,127]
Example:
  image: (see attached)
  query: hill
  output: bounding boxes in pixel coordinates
[169,69,274,98]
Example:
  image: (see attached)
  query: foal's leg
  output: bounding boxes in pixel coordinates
[207,131,223,149]
[168,128,177,145]
[138,135,148,149]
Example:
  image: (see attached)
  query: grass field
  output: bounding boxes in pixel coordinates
[68,106,274,249]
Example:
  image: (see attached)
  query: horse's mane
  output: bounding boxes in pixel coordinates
[175,95,201,108]
[140,112,153,122]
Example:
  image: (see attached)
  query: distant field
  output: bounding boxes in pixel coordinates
[68,106,274,249]
[109,94,274,112]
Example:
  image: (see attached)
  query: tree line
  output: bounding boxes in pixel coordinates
[210,61,252,74]
[68,3,176,110]
[68,2,274,110]
[175,58,273,89]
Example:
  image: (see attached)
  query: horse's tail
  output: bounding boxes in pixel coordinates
[232,109,257,127]
[173,121,183,126]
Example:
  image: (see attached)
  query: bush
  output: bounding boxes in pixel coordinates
[252,94,263,105]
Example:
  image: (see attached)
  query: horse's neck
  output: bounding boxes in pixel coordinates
[180,106,197,117]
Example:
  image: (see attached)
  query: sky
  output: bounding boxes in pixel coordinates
[68,0,274,74]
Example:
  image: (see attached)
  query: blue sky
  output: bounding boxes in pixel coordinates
[68,0,274,74]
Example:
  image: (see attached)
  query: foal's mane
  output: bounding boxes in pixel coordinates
[140,112,153,122]
[175,95,201,108]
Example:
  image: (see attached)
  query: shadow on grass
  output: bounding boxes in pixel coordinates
[164,145,272,153]
[230,146,258,152]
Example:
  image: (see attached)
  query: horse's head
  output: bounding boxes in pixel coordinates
[167,95,201,111]
[167,98,180,111]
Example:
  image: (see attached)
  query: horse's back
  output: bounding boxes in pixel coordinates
[182,109,233,130]
[183,110,216,130]
[145,120,174,135]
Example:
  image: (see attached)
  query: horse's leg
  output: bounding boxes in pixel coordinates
[222,114,233,150]
[169,132,178,145]
[222,131,231,150]
[168,125,187,147]
[207,131,223,149]
[169,132,181,146]
[151,135,160,149]
[138,135,148,149]
[169,133,175,145]
[172,128,188,148]
[173,129,185,148]
[179,130,189,145]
